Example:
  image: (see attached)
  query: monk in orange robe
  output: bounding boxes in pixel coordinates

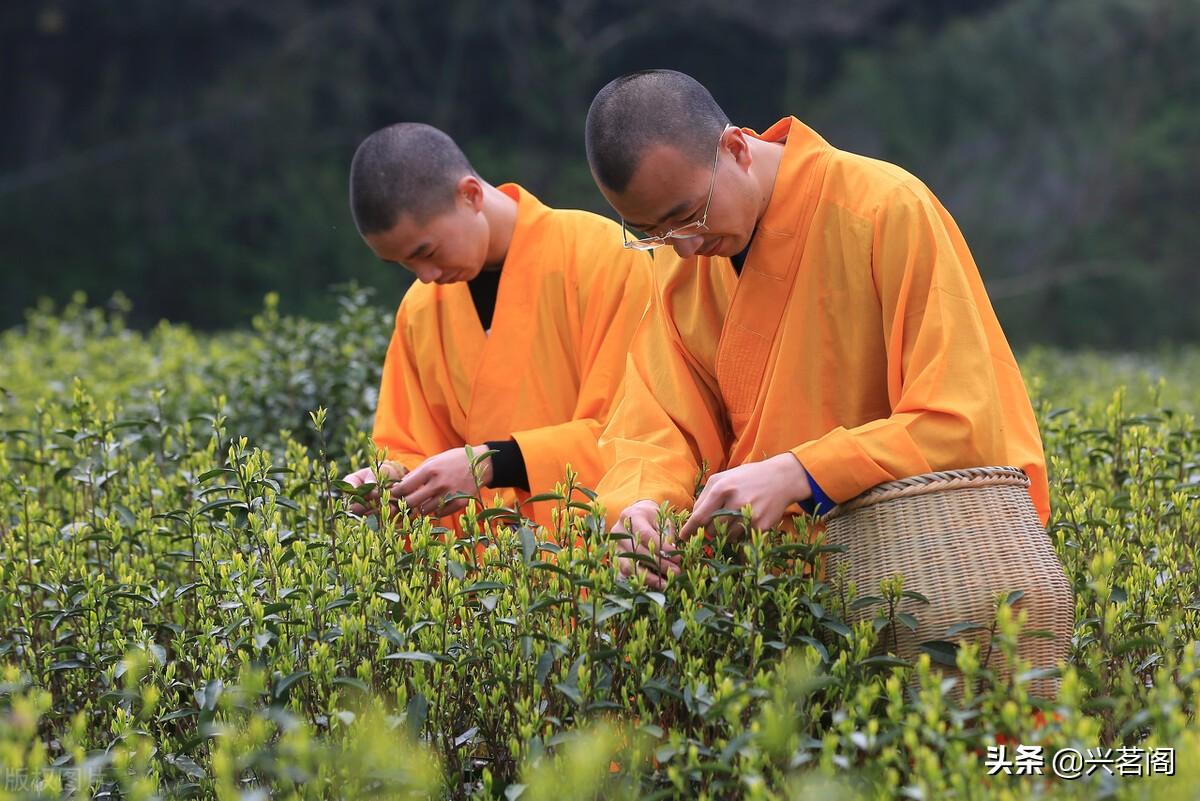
[583,70,1049,587]
[342,123,653,532]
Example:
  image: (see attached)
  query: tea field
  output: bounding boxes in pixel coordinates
[1,290,1198,800]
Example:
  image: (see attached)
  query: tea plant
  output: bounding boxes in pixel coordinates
[1,297,1198,799]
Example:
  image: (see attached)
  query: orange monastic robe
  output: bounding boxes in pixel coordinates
[596,117,1050,527]
[373,184,654,531]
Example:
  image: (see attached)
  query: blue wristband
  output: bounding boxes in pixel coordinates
[798,472,836,516]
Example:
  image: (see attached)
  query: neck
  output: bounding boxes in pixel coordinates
[480,182,519,270]
[748,136,787,224]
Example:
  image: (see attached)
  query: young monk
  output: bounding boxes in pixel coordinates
[342,122,653,532]
[583,70,1050,587]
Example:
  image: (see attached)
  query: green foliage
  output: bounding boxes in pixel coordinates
[1,298,1199,799]
[811,0,1200,347]
[0,286,392,461]
[4,0,1197,345]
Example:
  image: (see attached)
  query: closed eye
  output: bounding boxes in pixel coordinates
[644,210,702,238]
[669,208,704,229]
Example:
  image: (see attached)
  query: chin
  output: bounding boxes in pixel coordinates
[729,233,756,256]
[707,238,742,259]
[696,233,748,259]
[445,268,479,284]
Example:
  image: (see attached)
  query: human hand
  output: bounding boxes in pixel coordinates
[393,445,494,518]
[341,460,408,515]
[613,499,682,590]
[678,453,812,541]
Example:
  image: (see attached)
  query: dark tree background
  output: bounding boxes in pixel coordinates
[2,0,1196,347]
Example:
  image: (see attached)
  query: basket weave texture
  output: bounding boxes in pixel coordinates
[823,466,1073,698]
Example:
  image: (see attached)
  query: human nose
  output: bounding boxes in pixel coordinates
[414,263,442,283]
[671,235,705,259]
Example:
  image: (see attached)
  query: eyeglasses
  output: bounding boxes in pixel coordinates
[621,125,731,251]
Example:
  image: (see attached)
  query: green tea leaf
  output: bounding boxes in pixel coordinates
[273,670,310,700]
[918,640,960,667]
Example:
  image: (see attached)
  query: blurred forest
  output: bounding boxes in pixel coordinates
[2,0,1196,348]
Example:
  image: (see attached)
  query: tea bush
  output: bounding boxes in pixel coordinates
[1,294,1198,800]
[0,286,391,462]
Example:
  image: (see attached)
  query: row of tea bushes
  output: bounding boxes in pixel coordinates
[0,288,391,462]
[1,296,1198,799]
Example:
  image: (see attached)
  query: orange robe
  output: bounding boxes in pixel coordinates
[596,117,1050,527]
[373,184,654,531]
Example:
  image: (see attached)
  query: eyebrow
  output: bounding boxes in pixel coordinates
[626,198,698,232]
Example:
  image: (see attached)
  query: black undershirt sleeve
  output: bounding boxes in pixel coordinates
[484,439,530,491]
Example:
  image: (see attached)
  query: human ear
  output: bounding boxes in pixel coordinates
[724,127,753,171]
[458,175,485,212]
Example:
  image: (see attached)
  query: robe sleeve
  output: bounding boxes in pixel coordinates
[509,251,654,498]
[594,270,731,524]
[790,180,1008,505]
[372,302,459,472]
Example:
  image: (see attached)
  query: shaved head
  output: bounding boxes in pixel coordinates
[349,123,478,235]
[585,70,731,193]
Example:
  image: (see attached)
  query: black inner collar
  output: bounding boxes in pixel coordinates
[467,269,502,331]
[730,237,752,275]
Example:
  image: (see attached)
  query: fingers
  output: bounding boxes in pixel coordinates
[634,526,681,568]
[396,479,462,518]
[384,458,467,518]
[400,486,440,517]
[680,481,728,540]
[614,515,643,561]
[394,466,423,498]
[342,462,436,519]
[376,462,405,496]
[750,503,785,535]
[615,550,675,585]
[344,463,414,515]
[611,507,656,549]
[341,466,369,487]
[614,512,653,577]
[617,548,679,589]
[394,463,438,510]
[419,494,468,519]
[440,498,469,518]
[615,508,681,588]
[393,457,461,509]
[348,465,394,491]
[342,466,382,515]
[620,558,668,590]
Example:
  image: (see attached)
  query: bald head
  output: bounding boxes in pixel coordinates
[585,70,731,194]
[349,123,478,235]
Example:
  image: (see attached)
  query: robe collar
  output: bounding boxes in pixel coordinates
[495,182,551,271]
[461,182,550,440]
[711,117,833,424]
[741,116,832,240]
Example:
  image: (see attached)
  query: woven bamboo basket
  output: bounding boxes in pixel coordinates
[822,466,1073,698]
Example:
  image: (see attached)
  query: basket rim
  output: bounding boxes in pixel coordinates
[822,466,1031,521]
